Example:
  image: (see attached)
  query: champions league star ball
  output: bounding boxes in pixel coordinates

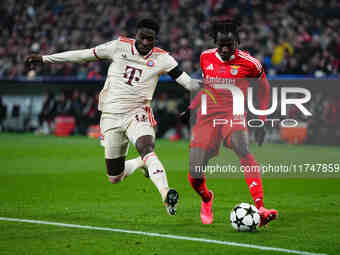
[230,203,261,232]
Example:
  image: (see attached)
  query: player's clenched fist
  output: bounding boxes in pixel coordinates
[25,55,43,70]
[178,109,190,124]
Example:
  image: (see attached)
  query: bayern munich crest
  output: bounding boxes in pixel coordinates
[146,60,155,67]
[230,65,240,75]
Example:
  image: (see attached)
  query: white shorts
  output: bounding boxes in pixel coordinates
[100,106,157,159]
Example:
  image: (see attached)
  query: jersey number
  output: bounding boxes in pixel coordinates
[124,65,143,85]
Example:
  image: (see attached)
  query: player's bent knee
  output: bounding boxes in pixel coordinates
[135,135,155,158]
[238,148,250,158]
[137,143,155,158]
[231,142,250,158]
[141,145,154,158]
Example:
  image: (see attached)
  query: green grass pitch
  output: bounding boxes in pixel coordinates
[0,133,339,255]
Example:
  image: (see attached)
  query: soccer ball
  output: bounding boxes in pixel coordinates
[230,203,260,232]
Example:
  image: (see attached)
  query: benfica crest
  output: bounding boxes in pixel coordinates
[230,65,240,75]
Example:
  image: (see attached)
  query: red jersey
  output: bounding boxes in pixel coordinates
[190,48,270,121]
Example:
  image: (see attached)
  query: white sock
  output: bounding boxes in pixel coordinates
[143,152,169,201]
[124,157,144,176]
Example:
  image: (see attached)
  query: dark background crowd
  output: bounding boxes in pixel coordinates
[36,90,100,135]
[0,0,340,144]
[1,0,340,78]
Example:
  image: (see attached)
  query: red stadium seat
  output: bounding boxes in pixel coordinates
[87,124,102,139]
[280,124,307,144]
[54,116,76,137]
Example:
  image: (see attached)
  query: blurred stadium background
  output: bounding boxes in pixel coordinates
[1,1,340,255]
[0,0,340,146]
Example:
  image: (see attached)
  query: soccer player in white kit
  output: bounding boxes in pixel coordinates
[26,19,200,215]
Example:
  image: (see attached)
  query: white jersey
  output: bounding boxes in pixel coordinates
[43,36,178,113]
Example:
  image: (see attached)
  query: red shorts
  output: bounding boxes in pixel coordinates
[190,115,247,156]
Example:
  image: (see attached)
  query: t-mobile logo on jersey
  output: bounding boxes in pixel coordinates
[124,65,143,85]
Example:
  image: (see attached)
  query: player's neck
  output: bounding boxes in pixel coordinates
[215,49,238,62]
[135,43,153,57]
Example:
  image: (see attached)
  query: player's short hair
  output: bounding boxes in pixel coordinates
[210,19,240,43]
[137,18,160,35]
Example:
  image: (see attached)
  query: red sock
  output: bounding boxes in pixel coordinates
[240,153,264,209]
[188,172,211,202]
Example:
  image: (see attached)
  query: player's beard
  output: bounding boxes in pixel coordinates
[136,42,153,56]
[219,49,235,61]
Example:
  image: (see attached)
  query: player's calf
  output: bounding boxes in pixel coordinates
[143,152,169,198]
[105,157,125,183]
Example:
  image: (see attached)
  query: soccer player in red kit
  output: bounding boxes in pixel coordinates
[184,20,278,225]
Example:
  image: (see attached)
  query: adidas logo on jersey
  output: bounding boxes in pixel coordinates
[206,64,214,70]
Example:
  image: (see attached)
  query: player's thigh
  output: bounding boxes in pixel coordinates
[223,123,247,147]
[100,116,129,159]
[229,129,250,158]
[190,120,221,153]
[126,116,155,147]
[102,128,129,159]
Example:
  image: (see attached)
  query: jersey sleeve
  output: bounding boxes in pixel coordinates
[42,49,96,63]
[256,72,271,121]
[92,40,118,60]
[249,57,264,79]
[42,40,118,63]
[160,54,178,74]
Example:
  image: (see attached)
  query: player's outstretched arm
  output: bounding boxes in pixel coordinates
[26,49,98,69]
[256,72,271,119]
[25,40,116,69]
[178,90,203,124]
[168,66,202,91]
[42,49,98,64]
[178,109,190,124]
[254,72,271,146]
